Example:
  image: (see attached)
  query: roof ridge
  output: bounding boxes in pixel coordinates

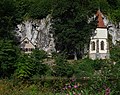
[20,37,36,47]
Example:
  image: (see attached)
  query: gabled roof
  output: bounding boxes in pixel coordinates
[96,10,106,28]
[20,37,35,47]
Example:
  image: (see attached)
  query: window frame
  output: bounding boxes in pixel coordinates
[101,41,104,50]
[91,41,95,51]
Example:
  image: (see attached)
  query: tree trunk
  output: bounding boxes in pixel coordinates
[74,51,77,60]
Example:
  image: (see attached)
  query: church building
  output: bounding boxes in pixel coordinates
[89,10,109,60]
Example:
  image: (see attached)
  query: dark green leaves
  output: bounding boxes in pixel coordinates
[0,40,19,77]
[29,0,53,19]
[52,0,97,58]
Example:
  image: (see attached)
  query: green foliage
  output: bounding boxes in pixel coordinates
[53,54,74,77]
[109,9,120,23]
[52,0,97,58]
[15,50,49,80]
[0,2,120,94]
[14,54,33,79]
[0,0,16,39]
[107,0,120,9]
[107,0,120,22]
[31,49,48,76]
[110,46,120,63]
[14,0,32,22]
[0,0,22,78]
[0,79,55,95]
[31,49,47,61]
[74,58,94,78]
[0,40,19,78]
[87,60,120,95]
[29,0,53,19]
[92,59,106,70]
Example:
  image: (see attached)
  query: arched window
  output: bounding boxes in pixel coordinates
[101,41,104,50]
[91,41,95,51]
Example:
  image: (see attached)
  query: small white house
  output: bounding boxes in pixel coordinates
[20,37,35,53]
[89,10,109,60]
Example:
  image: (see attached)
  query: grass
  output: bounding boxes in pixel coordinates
[0,79,55,95]
[0,78,116,95]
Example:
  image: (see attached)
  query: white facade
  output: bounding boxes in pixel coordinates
[20,37,35,53]
[93,28,108,39]
[89,28,109,60]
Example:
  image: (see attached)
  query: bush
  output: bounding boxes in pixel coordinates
[14,54,33,80]
[0,40,20,78]
[73,58,94,78]
[110,46,120,63]
[30,49,49,77]
[92,59,105,70]
[53,54,74,77]
[14,49,49,80]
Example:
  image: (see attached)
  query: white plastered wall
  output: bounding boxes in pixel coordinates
[89,27,109,59]
[20,38,35,53]
[94,28,108,39]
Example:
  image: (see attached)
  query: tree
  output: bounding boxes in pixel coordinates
[29,0,53,19]
[0,0,21,78]
[13,0,30,23]
[14,49,49,80]
[0,0,16,39]
[14,53,33,80]
[110,46,120,63]
[106,0,120,23]
[52,0,97,59]
[30,49,48,77]
[0,40,19,78]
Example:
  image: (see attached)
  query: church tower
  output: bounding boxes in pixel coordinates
[89,10,109,60]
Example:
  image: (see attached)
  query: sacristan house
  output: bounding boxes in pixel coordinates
[19,37,36,53]
[89,10,109,60]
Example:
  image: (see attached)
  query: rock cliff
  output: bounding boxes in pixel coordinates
[15,14,56,54]
[99,15,120,45]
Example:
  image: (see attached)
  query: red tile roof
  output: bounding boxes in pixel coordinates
[96,10,106,28]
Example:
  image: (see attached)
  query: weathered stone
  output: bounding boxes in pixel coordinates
[15,14,56,54]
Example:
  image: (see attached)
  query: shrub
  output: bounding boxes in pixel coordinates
[73,58,94,78]
[110,46,120,63]
[30,49,49,77]
[53,54,74,77]
[14,49,49,80]
[14,54,33,80]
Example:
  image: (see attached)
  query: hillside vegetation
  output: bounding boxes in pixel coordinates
[0,0,120,95]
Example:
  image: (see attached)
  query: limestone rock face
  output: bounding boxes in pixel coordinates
[101,16,120,45]
[107,23,120,45]
[15,14,56,54]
